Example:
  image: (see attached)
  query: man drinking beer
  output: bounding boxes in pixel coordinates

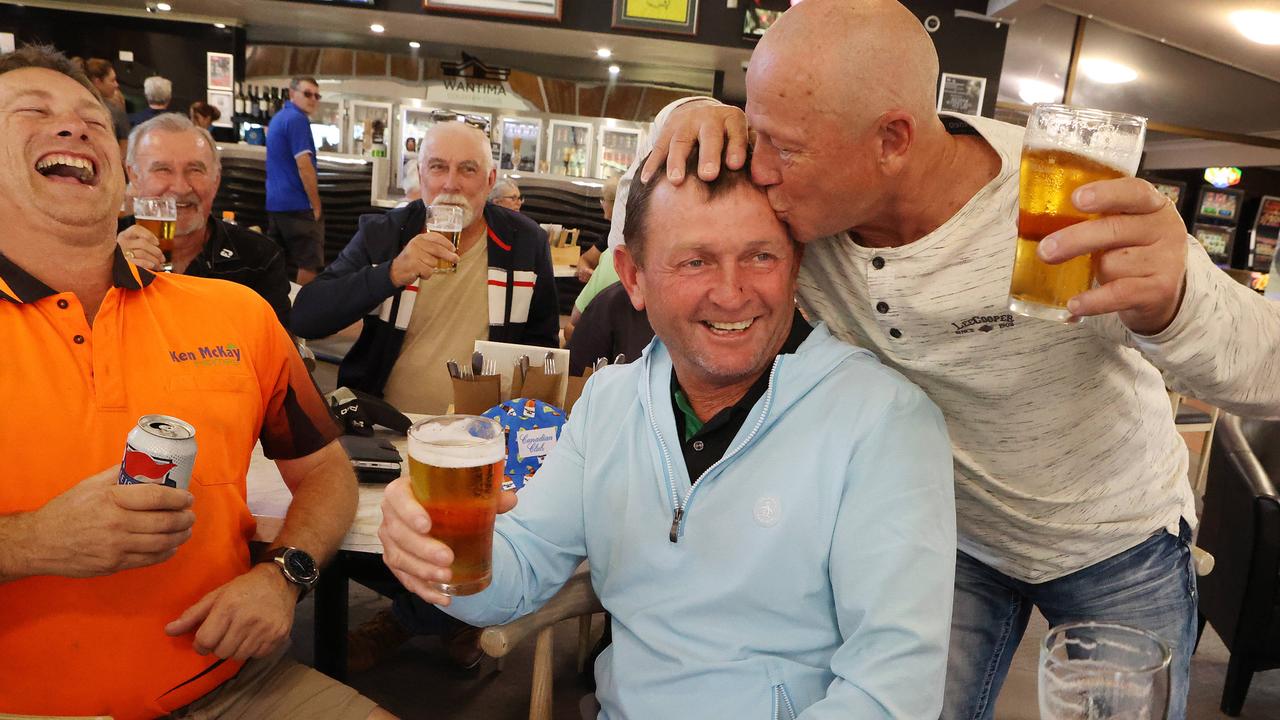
[380,150,959,718]
[626,1,1280,717]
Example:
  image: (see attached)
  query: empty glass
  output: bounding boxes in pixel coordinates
[1040,622,1171,719]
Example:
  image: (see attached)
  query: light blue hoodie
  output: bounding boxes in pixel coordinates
[446,322,956,719]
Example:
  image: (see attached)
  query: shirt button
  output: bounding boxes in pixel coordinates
[876,301,890,314]
[56,299,69,309]
[692,440,704,451]
[889,328,902,339]
[73,334,85,344]
[871,256,885,270]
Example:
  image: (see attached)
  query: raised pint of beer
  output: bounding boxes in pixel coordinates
[408,415,506,596]
[427,204,465,274]
[133,196,179,272]
[1008,104,1146,323]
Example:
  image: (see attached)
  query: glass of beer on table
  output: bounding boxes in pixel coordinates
[1009,104,1147,323]
[427,204,465,274]
[408,415,506,596]
[133,196,178,272]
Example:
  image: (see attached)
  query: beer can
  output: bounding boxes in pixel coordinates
[119,415,197,490]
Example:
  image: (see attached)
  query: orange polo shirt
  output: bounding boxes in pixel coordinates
[0,248,340,719]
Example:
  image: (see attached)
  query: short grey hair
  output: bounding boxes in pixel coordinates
[490,178,519,202]
[143,75,172,105]
[126,113,220,175]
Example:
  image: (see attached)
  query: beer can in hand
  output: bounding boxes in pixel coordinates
[408,415,505,596]
[119,415,197,490]
[427,204,465,274]
[1008,104,1147,323]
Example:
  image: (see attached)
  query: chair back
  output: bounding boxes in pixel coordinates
[1198,414,1280,661]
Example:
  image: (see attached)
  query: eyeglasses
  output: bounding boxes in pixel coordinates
[300,90,322,101]
[501,194,523,203]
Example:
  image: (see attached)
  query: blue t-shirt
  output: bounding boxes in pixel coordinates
[265,101,317,213]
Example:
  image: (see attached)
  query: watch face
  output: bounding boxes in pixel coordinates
[284,549,318,582]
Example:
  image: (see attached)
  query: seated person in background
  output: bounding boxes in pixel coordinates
[566,281,652,375]
[292,121,559,414]
[489,178,523,212]
[575,176,617,283]
[564,244,620,344]
[0,45,391,720]
[379,150,958,718]
[188,99,221,129]
[116,114,291,327]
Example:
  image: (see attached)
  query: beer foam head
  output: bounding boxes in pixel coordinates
[1024,104,1146,176]
[409,416,505,468]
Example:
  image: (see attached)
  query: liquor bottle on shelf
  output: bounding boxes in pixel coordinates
[257,87,269,120]
[247,85,259,121]
[233,82,245,117]
[272,87,284,116]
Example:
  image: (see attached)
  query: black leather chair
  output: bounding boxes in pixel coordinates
[1196,413,1280,716]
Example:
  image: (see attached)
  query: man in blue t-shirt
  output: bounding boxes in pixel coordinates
[266,75,325,284]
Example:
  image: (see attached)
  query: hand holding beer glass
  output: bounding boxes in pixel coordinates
[427,204,465,274]
[133,196,178,272]
[1009,105,1147,323]
[407,415,505,596]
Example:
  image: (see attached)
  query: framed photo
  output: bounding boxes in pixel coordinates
[424,0,561,21]
[937,72,986,115]
[206,52,234,91]
[206,90,234,128]
[613,0,699,35]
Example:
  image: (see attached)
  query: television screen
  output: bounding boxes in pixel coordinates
[1193,223,1232,262]
[1256,196,1280,230]
[1199,188,1240,221]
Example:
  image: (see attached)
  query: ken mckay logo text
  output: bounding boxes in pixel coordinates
[952,314,1015,335]
[169,344,242,365]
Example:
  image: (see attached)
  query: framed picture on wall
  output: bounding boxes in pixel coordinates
[423,0,561,21]
[937,72,986,115]
[206,90,234,128]
[206,52,234,91]
[613,0,699,35]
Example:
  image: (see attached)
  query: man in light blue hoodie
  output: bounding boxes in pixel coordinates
[379,151,957,719]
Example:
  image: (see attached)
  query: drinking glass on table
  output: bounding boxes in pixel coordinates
[407,415,505,596]
[1009,104,1147,323]
[133,196,178,272]
[427,204,465,274]
[1039,621,1171,720]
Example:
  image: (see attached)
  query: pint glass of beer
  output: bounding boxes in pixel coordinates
[1008,104,1147,323]
[408,415,505,596]
[133,196,179,272]
[427,204,465,274]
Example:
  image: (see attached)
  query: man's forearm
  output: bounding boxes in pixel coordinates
[272,443,358,565]
[0,513,35,583]
[297,160,323,219]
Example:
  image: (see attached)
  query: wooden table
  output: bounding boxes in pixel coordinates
[247,429,409,681]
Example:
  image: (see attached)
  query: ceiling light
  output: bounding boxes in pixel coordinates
[1017,78,1060,105]
[155,2,171,10]
[608,64,620,76]
[1078,57,1137,84]
[596,48,612,58]
[214,22,226,28]
[1231,10,1280,45]
[370,23,385,33]
[409,41,421,48]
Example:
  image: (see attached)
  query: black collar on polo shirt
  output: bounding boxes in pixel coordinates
[0,245,155,304]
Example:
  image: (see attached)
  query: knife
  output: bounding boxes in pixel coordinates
[447,360,461,380]
[518,354,530,381]
[472,351,485,378]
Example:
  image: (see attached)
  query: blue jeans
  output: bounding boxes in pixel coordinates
[942,521,1198,720]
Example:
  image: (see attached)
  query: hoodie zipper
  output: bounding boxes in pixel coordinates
[646,356,783,543]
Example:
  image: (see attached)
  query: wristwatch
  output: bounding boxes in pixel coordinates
[259,547,320,600]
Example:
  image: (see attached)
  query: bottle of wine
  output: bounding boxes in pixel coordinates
[233,82,245,117]
[247,85,259,121]
[258,87,269,120]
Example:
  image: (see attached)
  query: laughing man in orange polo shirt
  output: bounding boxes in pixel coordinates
[0,46,396,720]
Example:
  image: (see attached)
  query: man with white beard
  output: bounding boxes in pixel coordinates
[117,113,291,326]
[292,121,559,415]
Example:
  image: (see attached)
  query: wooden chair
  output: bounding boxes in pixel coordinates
[1170,391,1222,496]
[480,565,604,720]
